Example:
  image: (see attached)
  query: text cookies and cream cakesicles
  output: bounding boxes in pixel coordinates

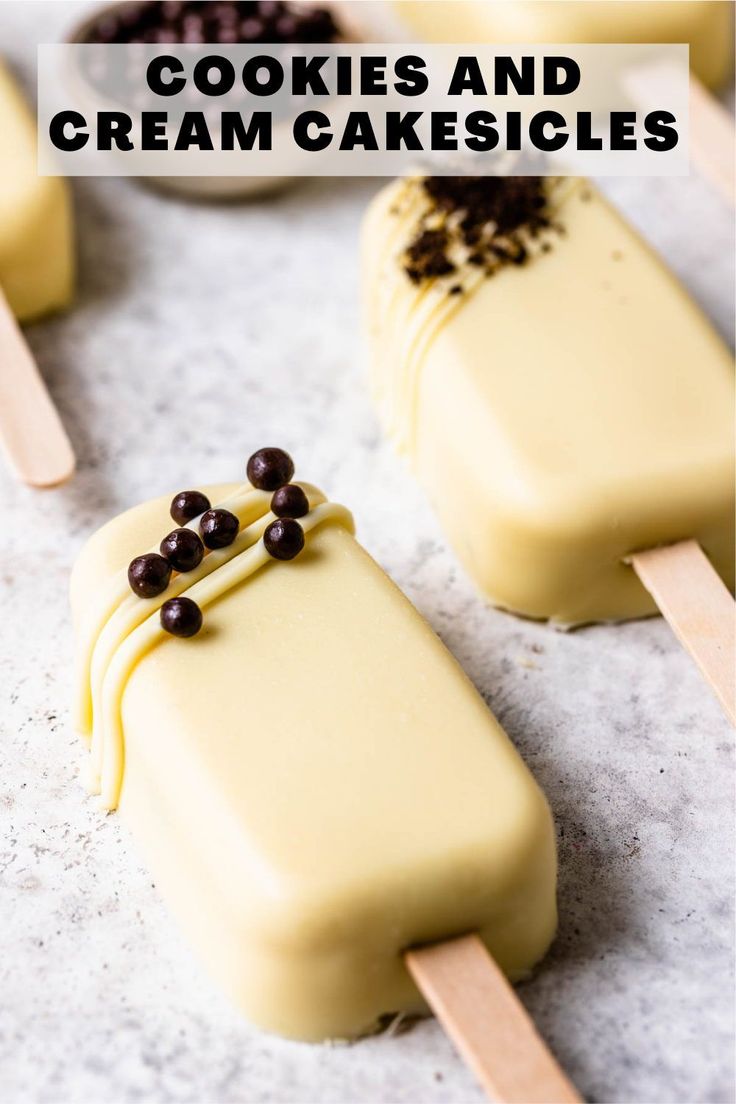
[71,449,557,1043]
[362,176,735,627]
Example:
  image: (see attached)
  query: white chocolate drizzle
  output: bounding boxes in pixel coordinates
[369,177,571,458]
[75,483,354,811]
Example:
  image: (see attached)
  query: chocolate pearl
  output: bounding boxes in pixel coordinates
[240,16,266,39]
[304,8,339,40]
[170,489,211,525]
[215,2,239,20]
[160,596,203,638]
[264,518,305,560]
[128,553,171,598]
[270,484,309,519]
[259,1,283,19]
[200,508,240,549]
[160,528,205,573]
[247,447,295,491]
[161,0,184,21]
[274,13,298,38]
[182,12,204,33]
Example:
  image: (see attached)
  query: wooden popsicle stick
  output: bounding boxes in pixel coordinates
[0,288,75,487]
[630,541,735,725]
[405,934,581,1104]
[688,75,735,206]
[623,62,734,205]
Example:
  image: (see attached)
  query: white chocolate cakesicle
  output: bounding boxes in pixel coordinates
[0,61,73,322]
[362,178,735,625]
[71,480,556,1041]
[392,1,733,90]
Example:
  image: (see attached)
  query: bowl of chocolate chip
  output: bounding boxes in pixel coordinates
[65,0,365,199]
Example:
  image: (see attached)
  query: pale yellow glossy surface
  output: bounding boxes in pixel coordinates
[0,62,73,321]
[71,486,557,1041]
[363,178,735,624]
[393,0,733,89]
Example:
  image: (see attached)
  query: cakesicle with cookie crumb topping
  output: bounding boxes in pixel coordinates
[362,176,734,625]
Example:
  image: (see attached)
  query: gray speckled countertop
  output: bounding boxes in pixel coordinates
[1,4,734,1102]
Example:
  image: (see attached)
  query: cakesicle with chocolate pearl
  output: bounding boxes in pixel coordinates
[0,61,75,486]
[363,176,735,721]
[71,448,579,1101]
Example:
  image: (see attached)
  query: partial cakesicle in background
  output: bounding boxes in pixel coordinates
[388,0,733,89]
[0,61,75,486]
[380,0,735,205]
[362,177,735,721]
[71,455,580,1101]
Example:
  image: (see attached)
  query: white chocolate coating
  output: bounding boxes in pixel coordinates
[71,484,557,1040]
[0,61,73,321]
[363,178,735,624]
[74,483,350,809]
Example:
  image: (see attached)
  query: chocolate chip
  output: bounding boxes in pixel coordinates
[160,528,205,573]
[128,553,172,598]
[270,484,309,518]
[160,596,203,637]
[199,508,240,549]
[170,490,211,525]
[247,447,295,491]
[264,517,305,560]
